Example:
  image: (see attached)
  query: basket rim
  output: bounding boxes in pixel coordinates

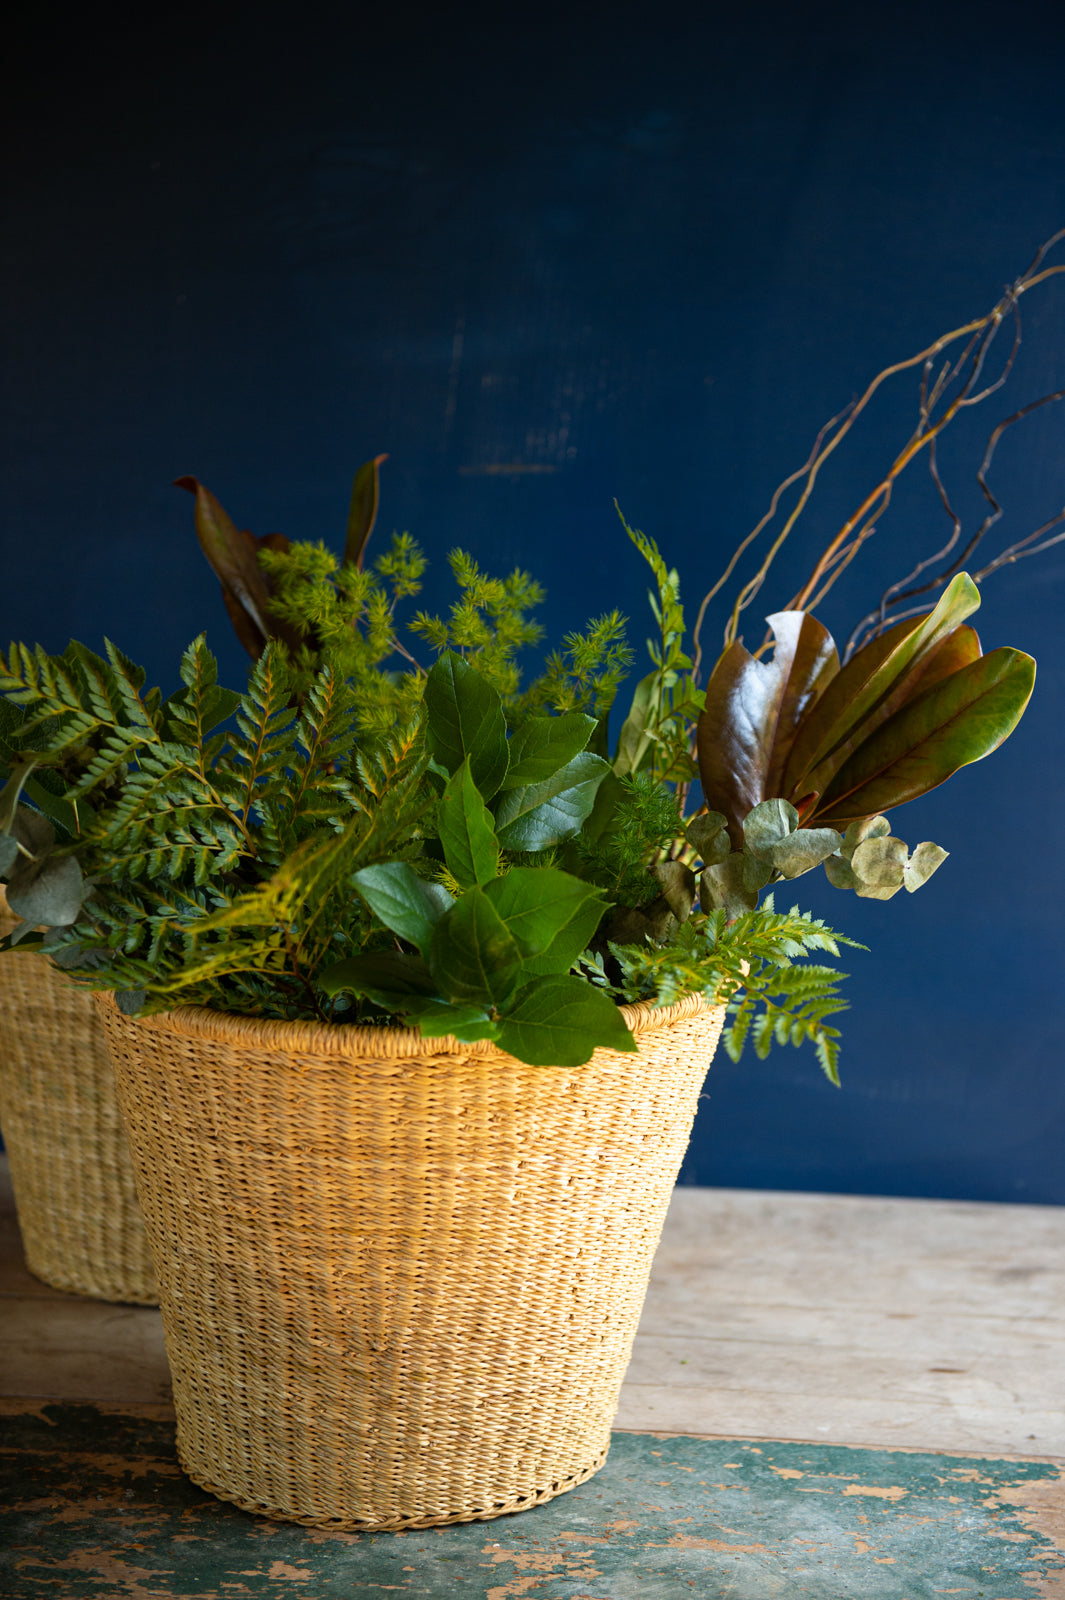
[95,988,719,1062]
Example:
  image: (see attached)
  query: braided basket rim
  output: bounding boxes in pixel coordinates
[94,987,713,1063]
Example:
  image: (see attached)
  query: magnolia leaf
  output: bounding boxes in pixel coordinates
[743,797,799,853]
[850,835,909,900]
[494,975,637,1066]
[427,888,525,1007]
[501,711,596,788]
[701,855,760,918]
[814,646,1036,826]
[352,862,453,954]
[343,454,388,570]
[904,840,949,892]
[650,860,697,922]
[484,867,606,972]
[494,752,609,851]
[782,575,983,804]
[697,611,838,844]
[424,652,509,799]
[685,810,731,865]
[437,760,500,887]
[768,826,843,880]
[176,477,275,651]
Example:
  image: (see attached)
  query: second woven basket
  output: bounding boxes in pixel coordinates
[97,989,723,1529]
[0,893,156,1303]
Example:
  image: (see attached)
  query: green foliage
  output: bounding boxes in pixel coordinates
[583,898,864,1086]
[409,549,546,699]
[612,512,705,784]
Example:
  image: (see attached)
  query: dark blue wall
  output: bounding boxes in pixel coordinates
[5,2,1065,1202]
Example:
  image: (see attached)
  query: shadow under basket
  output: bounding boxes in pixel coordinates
[96,990,723,1530]
[0,898,157,1304]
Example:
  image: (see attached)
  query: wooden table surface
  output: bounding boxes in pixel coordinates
[3,1156,1064,1596]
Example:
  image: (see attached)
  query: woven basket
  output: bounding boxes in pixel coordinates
[0,893,156,1303]
[96,989,723,1529]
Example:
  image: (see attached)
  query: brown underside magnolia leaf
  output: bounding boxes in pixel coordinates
[696,610,838,844]
[177,477,302,659]
[813,645,1036,826]
[781,573,982,806]
[343,454,388,571]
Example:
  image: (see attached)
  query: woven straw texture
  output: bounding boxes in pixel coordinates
[0,892,156,1303]
[97,990,723,1529]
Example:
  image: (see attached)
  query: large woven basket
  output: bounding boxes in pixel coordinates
[97,990,723,1529]
[0,894,156,1303]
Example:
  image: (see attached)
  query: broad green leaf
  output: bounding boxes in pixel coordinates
[408,1000,500,1042]
[782,575,982,803]
[484,867,606,973]
[424,652,509,799]
[697,611,838,843]
[494,975,637,1066]
[427,888,525,1007]
[494,752,610,851]
[814,646,1036,826]
[437,760,500,887]
[319,948,438,999]
[904,840,949,891]
[352,862,453,953]
[343,454,388,570]
[501,711,596,788]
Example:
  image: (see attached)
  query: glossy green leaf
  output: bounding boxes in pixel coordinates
[437,760,500,887]
[407,1001,500,1042]
[494,975,637,1066]
[494,752,610,851]
[318,948,438,999]
[424,652,509,799]
[427,888,525,1007]
[342,454,388,571]
[814,645,1036,826]
[501,711,596,788]
[351,862,453,954]
[782,574,982,803]
[697,611,838,843]
[484,866,606,972]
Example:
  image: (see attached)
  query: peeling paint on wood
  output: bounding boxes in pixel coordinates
[2,1405,1062,1597]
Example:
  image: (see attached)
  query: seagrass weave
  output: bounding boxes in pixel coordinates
[0,892,156,1303]
[97,990,724,1529]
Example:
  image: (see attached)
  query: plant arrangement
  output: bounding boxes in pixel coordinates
[2,237,1061,1083]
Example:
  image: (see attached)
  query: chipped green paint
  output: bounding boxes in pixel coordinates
[1,1405,1062,1598]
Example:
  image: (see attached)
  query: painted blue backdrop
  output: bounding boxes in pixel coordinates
[4,1,1064,1202]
